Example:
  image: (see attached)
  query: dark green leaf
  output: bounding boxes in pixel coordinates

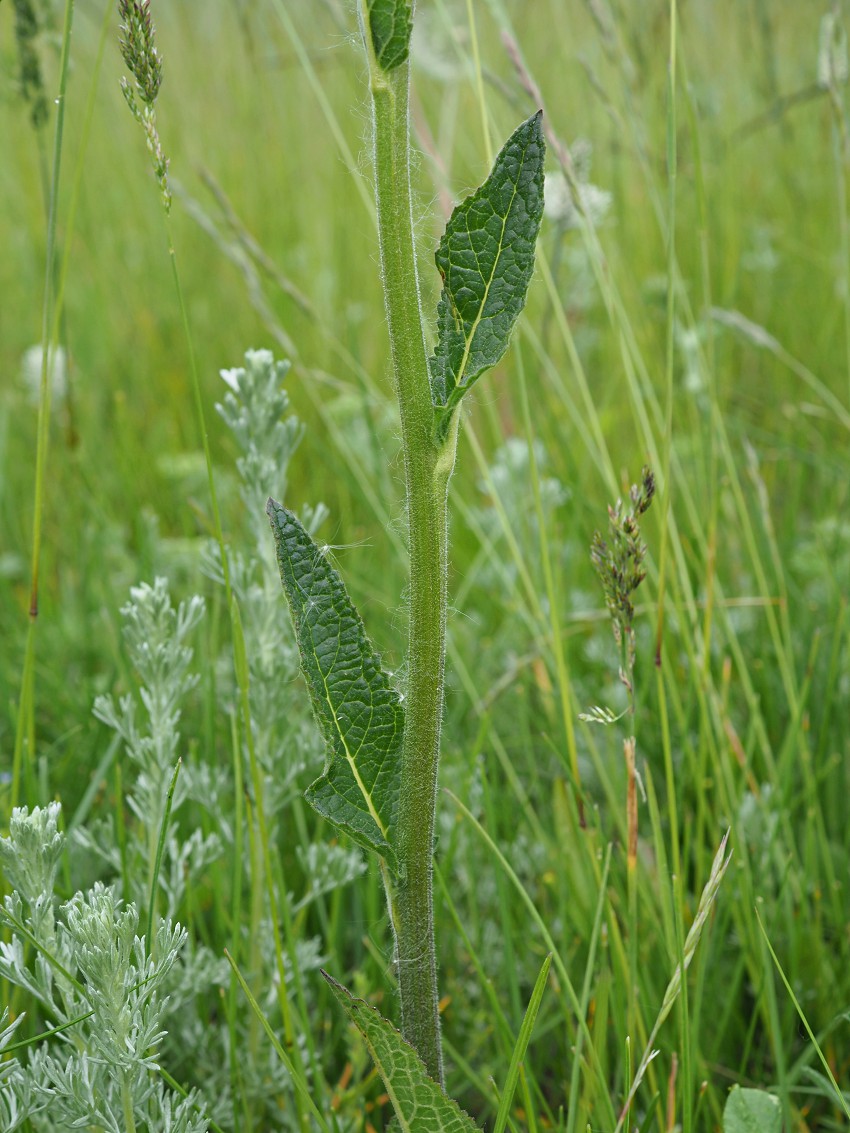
[267,500,401,868]
[323,973,479,1132]
[430,111,545,440]
[366,0,413,72]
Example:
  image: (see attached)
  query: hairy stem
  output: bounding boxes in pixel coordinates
[361,9,453,1082]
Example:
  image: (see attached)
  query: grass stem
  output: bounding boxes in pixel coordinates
[11,0,77,813]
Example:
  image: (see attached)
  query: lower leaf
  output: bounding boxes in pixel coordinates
[323,973,479,1131]
[267,499,402,869]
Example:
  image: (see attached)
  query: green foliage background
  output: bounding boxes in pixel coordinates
[1,1,848,1130]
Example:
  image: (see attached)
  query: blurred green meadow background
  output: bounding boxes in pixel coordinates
[1,1,849,1130]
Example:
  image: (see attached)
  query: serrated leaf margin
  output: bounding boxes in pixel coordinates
[267,499,402,869]
[430,111,545,439]
[323,972,479,1132]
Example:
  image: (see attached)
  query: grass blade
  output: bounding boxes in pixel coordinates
[756,908,850,1122]
[493,952,552,1133]
[224,948,331,1133]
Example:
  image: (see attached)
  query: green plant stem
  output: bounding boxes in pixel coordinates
[146,757,181,955]
[226,712,247,1130]
[626,737,638,1048]
[163,217,232,597]
[361,10,454,1082]
[121,1071,138,1133]
[225,948,333,1133]
[756,908,850,1123]
[11,0,76,814]
[654,0,677,676]
[827,82,850,407]
[673,871,692,1133]
[231,600,311,1132]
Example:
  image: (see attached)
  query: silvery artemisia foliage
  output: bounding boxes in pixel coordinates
[0,1009,36,1132]
[0,805,209,1132]
[79,579,226,1120]
[94,578,203,819]
[543,139,612,233]
[84,578,221,918]
[218,350,304,547]
[46,351,366,1129]
[194,350,362,1126]
[213,349,330,795]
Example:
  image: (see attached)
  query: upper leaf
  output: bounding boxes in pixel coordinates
[430,111,545,440]
[366,0,413,72]
[323,973,479,1132]
[267,500,402,869]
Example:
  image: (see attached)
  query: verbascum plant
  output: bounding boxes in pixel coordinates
[265,0,545,1119]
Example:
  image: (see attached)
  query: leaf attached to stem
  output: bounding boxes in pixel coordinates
[430,111,546,440]
[267,499,402,869]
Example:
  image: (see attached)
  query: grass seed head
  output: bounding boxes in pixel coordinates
[117,0,171,211]
[12,0,49,129]
[118,0,163,106]
[591,465,655,667]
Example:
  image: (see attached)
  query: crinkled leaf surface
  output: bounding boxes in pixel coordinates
[267,499,401,869]
[323,973,479,1132]
[430,111,545,440]
[366,0,412,72]
[722,1087,782,1133]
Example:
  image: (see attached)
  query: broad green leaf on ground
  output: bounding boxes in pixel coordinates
[430,111,545,441]
[722,1087,781,1133]
[267,500,401,868]
[365,0,412,72]
[323,973,479,1132]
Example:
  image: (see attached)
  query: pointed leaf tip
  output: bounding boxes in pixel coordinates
[430,111,545,440]
[267,499,402,869]
[323,973,480,1132]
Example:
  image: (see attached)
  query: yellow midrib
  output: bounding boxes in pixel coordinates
[451,146,526,394]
